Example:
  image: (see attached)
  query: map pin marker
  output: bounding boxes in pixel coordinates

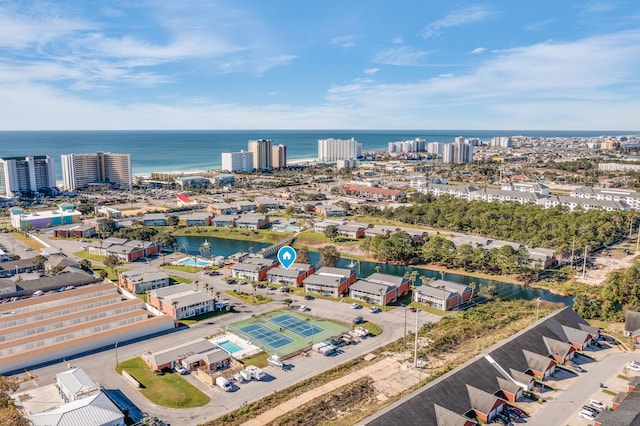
[277,246,297,269]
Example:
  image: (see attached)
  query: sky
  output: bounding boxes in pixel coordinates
[1,0,639,131]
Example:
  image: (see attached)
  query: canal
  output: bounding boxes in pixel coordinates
[174,236,573,306]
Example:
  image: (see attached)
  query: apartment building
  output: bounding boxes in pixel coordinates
[221,150,254,173]
[61,152,132,191]
[0,155,56,197]
[248,139,273,171]
[318,137,362,162]
[272,144,287,169]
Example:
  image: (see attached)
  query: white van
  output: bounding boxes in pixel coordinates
[246,365,265,381]
[216,376,232,392]
[33,290,44,297]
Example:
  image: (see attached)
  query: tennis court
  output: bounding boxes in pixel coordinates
[239,324,293,349]
[228,309,350,357]
[269,314,325,337]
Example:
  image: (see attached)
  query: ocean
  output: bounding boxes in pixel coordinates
[0,129,634,179]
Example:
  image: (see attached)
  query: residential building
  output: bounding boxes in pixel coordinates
[364,307,599,426]
[208,202,238,215]
[303,274,348,297]
[142,213,167,226]
[30,391,125,426]
[210,214,238,228]
[336,223,369,239]
[272,144,287,169]
[142,339,232,373]
[248,139,273,171]
[53,224,97,239]
[442,144,455,163]
[61,152,132,191]
[86,238,161,262]
[209,173,236,187]
[414,279,474,311]
[148,284,215,320]
[183,212,214,226]
[0,155,56,197]
[176,193,199,206]
[232,200,256,213]
[349,273,409,306]
[388,138,426,153]
[254,197,279,210]
[314,266,357,286]
[595,376,640,425]
[10,203,82,230]
[235,214,269,229]
[268,263,315,286]
[315,204,346,217]
[624,310,640,343]
[221,150,254,173]
[318,137,362,162]
[174,176,210,189]
[500,182,550,196]
[343,184,406,201]
[118,268,171,294]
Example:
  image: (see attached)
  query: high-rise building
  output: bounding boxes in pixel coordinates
[318,137,362,162]
[61,152,132,191]
[221,151,254,173]
[427,142,444,155]
[442,144,455,164]
[272,144,287,169]
[0,156,56,197]
[247,139,273,171]
[388,138,426,153]
[442,139,474,164]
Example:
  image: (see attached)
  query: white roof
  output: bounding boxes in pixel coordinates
[56,368,98,398]
[30,391,124,426]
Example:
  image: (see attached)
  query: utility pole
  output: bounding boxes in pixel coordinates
[636,225,640,253]
[570,237,576,267]
[582,245,588,279]
[414,309,420,367]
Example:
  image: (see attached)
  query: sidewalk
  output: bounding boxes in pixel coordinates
[242,357,401,426]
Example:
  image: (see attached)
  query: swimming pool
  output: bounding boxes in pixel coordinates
[217,340,243,353]
[175,257,212,267]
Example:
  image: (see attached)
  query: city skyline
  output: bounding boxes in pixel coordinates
[0,1,639,131]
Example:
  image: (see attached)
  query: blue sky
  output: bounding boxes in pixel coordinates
[0,0,639,130]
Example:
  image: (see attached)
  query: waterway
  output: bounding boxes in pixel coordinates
[175,236,573,306]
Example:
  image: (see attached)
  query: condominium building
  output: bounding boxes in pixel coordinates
[221,150,254,172]
[248,139,273,171]
[0,155,56,197]
[272,144,287,169]
[441,139,473,164]
[318,137,362,162]
[388,138,426,153]
[61,152,132,191]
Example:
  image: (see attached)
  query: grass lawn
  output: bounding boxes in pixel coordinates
[409,301,450,316]
[91,266,128,281]
[168,274,192,284]
[240,351,269,368]
[12,232,46,250]
[116,357,210,408]
[161,264,201,273]
[224,289,272,305]
[74,250,107,262]
[360,321,382,336]
[178,310,228,326]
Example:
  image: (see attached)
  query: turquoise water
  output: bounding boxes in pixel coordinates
[176,257,211,267]
[0,129,632,178]
[217,340,243,353]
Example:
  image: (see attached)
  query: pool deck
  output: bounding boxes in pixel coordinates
[173,256,213,268]
[209,332,261,359]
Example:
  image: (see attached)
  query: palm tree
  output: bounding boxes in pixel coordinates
[204,283,210,294]
[374,265,381,273]
[215,291,220,300]
[171,300,179,327]
[194,280,199,291]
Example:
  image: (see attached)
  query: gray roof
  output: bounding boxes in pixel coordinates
[121,267,169,282]
[18,272,101,292]
[144,339,216,367]
[315,267,354,278]
[268,267,304,278]
[542,336,572,359]
[242,257,275,267]
[303,274,343,287]
[142,213,167,220]
[415,285,457,300]
[183,348,230,365]
[363,273,407,286]
[230,262,262,273]
[495,377,521,395]
[434,404,478,426]
[0,258,36,271]
[56,368,98,397]
[30,392,124,426]
[350,279,393,294]
[429,279,472,294]
[594,386,640,425]
[467,384,506,415]
[522,349,555,373]
[236,214,267,224]
[364,307,589,426]
[184,212,213,221]
[0,279,16,290]
[212,214,238,222]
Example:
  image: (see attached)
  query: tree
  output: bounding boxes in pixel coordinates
[283,298,293,308]
[97,269,108,279]
[97,217,118,236]
[32,255,47,271]
[104,254,121,273]
[256,204,268,214]
[0,376,19,410]
[297,246,310,264]
[324,225,339,240]
[79,259,92,271]
[166,215,179,227]
[318,245,340,267]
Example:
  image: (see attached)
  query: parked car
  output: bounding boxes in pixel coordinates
[507,407,525,418]
[353,316,364,325]
[174,365,188,375]
[589,399,605,410]
[628,363,640,371]
[582,405,599,415]
[299,305,310,312]
[370,306,380,313]
[571,364,586,373]
[409,307,417,312]
[578,410,596,420]
[304,295,315,300]
[351,303,362,309]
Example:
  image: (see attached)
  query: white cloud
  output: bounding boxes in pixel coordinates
[363,68,379,75]
[471,47,486,54]
[523,19,555,31]
[330,35,357,48]
[391,37,404,44]
[372,46,427,66]
[422,5,494,39]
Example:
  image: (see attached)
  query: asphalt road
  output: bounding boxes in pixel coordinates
[17,231,439,426]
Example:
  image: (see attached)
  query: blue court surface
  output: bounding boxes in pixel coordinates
[239,323,293,349]
[269,314,325,337]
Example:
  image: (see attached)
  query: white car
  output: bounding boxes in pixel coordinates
[370,306,380,313]
[628,363,640,371]
[174,365,188,375]
[351,303,362,309]
[589,399,605,410]
[299,305,310,312]
[578,410,596,420]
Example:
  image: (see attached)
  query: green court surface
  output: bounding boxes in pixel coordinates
[227,309,350,357]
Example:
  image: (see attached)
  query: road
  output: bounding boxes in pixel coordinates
[17,230,438,426]
[528,351,639,426]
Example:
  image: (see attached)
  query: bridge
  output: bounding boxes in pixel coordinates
[258,235,296,257]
